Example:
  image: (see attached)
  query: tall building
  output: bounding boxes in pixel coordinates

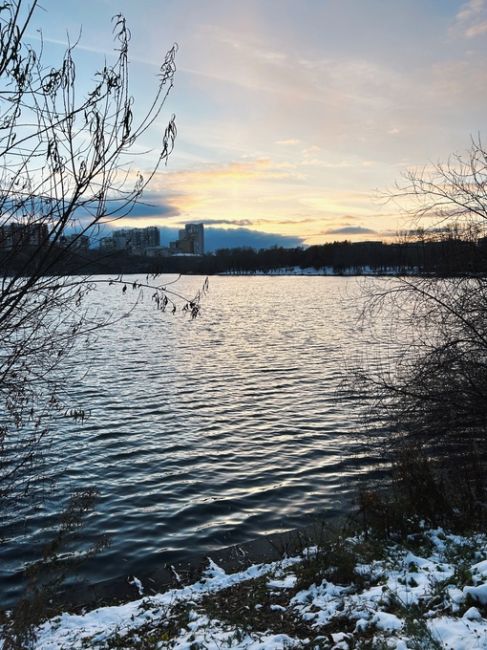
[109,226,160,255]
[185,223,204,254]
[170,223,204,255]
[112,229,131,251]
[60,233,90,253]
[0,222,49,251]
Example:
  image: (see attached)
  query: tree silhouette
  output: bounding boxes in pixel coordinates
[361,138,487,526]
[0,0,205,521]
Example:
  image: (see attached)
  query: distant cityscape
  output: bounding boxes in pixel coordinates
[99,223,205,257]
[4,220,487,278]
[0,222,50,251]
[0,222,205,257]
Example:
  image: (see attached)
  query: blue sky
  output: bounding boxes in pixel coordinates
[29,0,487,245]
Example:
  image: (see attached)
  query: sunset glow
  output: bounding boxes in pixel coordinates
[32,0,487,246]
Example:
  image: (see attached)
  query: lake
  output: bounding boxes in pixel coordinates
[1,275,389,605]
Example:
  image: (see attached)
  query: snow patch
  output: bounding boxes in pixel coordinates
[268,574,297,589]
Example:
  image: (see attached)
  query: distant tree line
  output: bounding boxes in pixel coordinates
[4,230,487,276]
[195,235,487,276]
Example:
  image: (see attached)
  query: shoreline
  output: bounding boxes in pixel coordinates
[27,524,487,649]
[54,519,340,614]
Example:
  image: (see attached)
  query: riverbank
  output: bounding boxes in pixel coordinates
[4,524,487,649]
[217,266,409,276]
[51,522,334,614]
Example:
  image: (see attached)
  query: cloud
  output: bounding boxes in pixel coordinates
[255,217,321,226]
[164,159,299,185]
[154,226,303,251]
[104,198,180,220]
[276,138,301,146]
[453,0,487,37]
[324,225,377,235]
[302,159,355,169]
[0,193,181,229]
[78,194,181,230]
[203,227,303,251]
[200,218,253,226]
[465,20,487,36]
[132,158,310,230]
[456,0,484,22]
[303,145,321,154]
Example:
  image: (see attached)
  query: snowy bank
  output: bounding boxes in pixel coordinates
[218,266,416,277]
[3,527,487,649]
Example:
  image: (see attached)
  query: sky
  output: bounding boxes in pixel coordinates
[28,0,487,247]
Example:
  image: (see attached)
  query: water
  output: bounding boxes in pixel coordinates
[1,275,386,605]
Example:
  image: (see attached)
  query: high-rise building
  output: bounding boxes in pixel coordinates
[0,222,49,251]
[170,223,204,255]
[112,229,131,251]
[110,226,160,254]
[60,233,90,253]
[185,223,204,255]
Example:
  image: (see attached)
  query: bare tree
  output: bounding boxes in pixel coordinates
[0,1,205,515]
[0,2,210,642]
[360,138,487,526]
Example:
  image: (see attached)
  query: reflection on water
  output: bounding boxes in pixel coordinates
[1,275,387,604]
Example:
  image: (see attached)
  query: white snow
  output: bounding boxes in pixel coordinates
[474,559,487,577]
[270,604,286,612]
[218,265,409,277]
[2,529,487,649]
[463,607,483,621]
[268,574,297,589]
[464,584,487,605]
[170,565,182,583]
[127,576,144,595]
[371,611,403,631]
[428,616,487,649]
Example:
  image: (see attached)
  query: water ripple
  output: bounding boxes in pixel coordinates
[1,275,388,605]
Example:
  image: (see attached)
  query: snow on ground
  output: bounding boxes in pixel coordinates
[3,528,487,649]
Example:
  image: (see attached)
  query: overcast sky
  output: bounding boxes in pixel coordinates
[31,0,487,245]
